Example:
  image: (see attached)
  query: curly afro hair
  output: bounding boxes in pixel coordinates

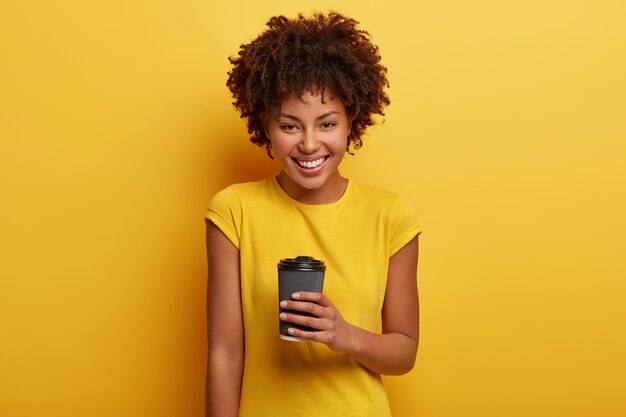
[226,12,390,157]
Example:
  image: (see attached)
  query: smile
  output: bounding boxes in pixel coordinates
[292,156,328,169]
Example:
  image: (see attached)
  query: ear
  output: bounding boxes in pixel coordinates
[263,128,274,158]
[263,115,272,140]
[344,121,352,153]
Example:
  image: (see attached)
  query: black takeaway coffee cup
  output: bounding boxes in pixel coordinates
[277,256,326,341]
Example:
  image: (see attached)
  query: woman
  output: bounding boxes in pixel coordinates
[206,12,421,417]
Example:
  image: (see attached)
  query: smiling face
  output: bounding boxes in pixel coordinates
[266,88,351,204]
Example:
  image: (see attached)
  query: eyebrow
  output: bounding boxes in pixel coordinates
[277,111,340,121]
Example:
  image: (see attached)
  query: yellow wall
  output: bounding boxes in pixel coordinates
[1,1,625,416]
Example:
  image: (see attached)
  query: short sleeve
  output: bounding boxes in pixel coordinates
[388,194,421,257]
[205,186,242,249]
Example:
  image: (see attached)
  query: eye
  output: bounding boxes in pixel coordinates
[321,121,336,129]
[281,124,298,131]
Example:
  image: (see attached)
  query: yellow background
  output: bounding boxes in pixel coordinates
[1,1,625,416]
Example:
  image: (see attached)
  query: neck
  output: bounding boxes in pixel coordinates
[276,172,348,205]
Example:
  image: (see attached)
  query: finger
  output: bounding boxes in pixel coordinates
[292,291,333,307]
[280,300,325,317]
[279,312,325,330]
[286,326,327,343]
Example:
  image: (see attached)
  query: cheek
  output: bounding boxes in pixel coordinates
[333,131,350,150]
[268,134,291,156]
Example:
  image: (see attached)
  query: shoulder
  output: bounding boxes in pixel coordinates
[349,180,413,211]
[205,178,275,246]
[210,178,274,205]
[349,180,419,230]
[350,181,421,254]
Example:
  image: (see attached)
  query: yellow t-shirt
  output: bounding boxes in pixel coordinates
[205,177,421,417]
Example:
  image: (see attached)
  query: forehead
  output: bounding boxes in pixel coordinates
[279,88,345,113]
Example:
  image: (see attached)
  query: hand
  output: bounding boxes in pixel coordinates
[279,292,355,352]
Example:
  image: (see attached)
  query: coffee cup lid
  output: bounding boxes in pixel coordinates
[277,256,326,271]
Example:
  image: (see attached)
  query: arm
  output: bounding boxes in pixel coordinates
[280,236,419,375]
[205,221,244,417]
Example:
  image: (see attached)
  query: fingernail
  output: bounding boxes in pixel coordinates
[280,301,287,308]
[292,293,300,299]
[288,328,295,334]
[279,313,287,320]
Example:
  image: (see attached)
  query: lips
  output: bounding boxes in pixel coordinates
[291,156,329,169]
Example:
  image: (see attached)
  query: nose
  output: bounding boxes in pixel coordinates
[298,130,321,154]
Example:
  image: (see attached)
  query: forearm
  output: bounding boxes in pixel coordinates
[346,236,419,375]
[346,326,418,375]
[206,350,243,417]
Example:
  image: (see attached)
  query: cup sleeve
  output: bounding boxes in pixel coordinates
[205,186,241,249]
[388,195,421,257]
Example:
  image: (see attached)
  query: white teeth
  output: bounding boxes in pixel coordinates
[297,157,325,168]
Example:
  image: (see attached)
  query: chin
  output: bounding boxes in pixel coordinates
[294,177,327,191]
